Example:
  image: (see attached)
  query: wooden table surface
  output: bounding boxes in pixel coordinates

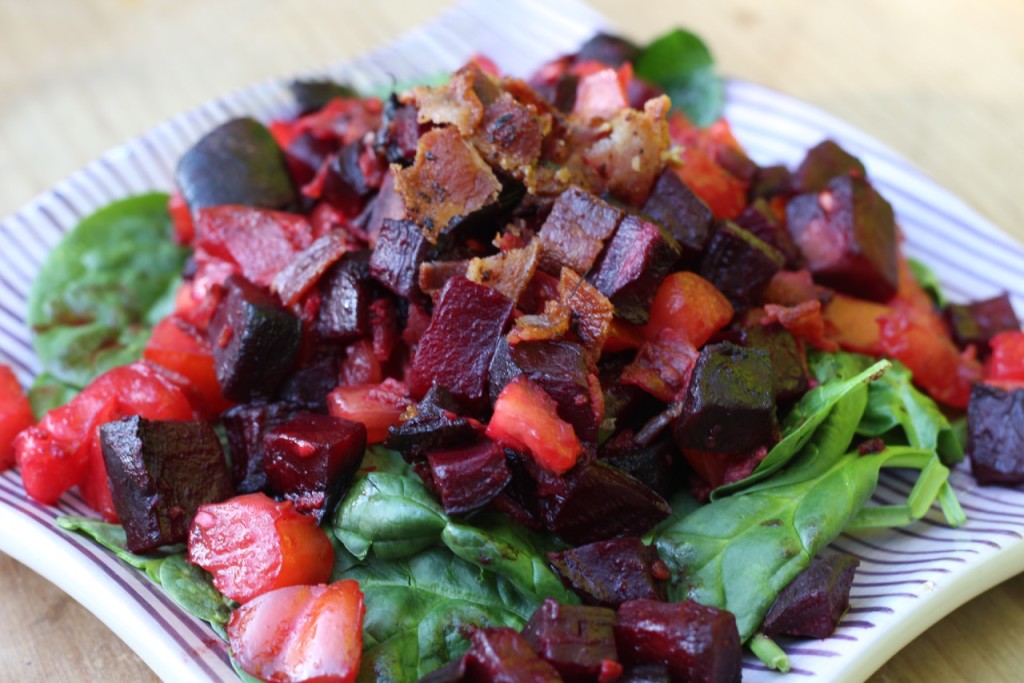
[1,1,1022,681]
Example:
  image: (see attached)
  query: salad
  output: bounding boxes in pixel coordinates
[2,25,1024,683]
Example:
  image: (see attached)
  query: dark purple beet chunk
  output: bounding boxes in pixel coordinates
[222,401,296,493]
[786,174,898,302]
[762,553,860,639]
[288,78,357,115]
[945,293,1020,356]
[672,342,779,453]
[376,94,421,167]
[489,339,600,443]
[641,169,713,264]
[588,214,682,325]
[464,628,562,682]
[209,274,302,402]
[408,276,514,404]
[386,386,479,462]
[742,324,809,403]
[553,74,580,113]
[521,598,619,682]
[99,416,233,554]
[698,220,785,309]
[262,412,367,521]
[274,352,341,412]
[599,434,675,499]
[284,131,338,186]
[537,186,624,275]
[619,664,672,683]
[793,139,867,193]
[575,32,640,67]
[735,199,802,269]
[321,140,376,216]
[748,164,793,202]
[539,460,671,545]
[428,439,511,515]
[369,218,431,300]
[548,538,667,608]
[614,600,741,683]
[967,383,1024,485]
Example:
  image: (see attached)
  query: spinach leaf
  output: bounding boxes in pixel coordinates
[907,258,948,307]
[359,445,413,477]
[27,193,188,389]
[634,28,723,127]
[157,553,232,631]
[341,547,538,682]
[334,471,447,560]
[441,511,578,606]
[56,515,165,573]
[27,371,79,418]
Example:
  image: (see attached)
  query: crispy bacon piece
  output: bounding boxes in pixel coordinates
[412,70,485,136]
[393,126,502,243]
[471,92,547,174]
[466,240,541,303]
[560,267,614,353]
[536,186,623,274]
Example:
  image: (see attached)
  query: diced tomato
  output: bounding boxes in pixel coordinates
[643,272,734,348]
[603,318,645,352]
[327,379,412,444]
[167,190,196,245]
[0,366,34,471]
[144,316,233,418]
[987,331,1024,383]
[229,581,364,683]
[762,301,838,352]
[669,115,750,220]
[485,377,583,475]
[821,294,890,356]
[763,270,823,307]
[188,493,334,604]
[574,65,632,119]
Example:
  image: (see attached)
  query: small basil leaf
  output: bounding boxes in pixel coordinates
[634,28,723,127]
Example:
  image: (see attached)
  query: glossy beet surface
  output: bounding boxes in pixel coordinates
[761,553,859,638]
[537,186,623,275]
[967,383,1024,485]
[945,293,1020,357]
[641,169,713,264]
[464,628,562,682]
[698,220,784,309]
[427,439,511,515]
[521,599,619,682]
[548,538,668,607]
[222,401,296,494]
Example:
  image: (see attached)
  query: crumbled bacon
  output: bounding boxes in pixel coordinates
[412,70,485,136]
[466,240,540,303]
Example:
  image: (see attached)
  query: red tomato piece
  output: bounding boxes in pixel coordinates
[485,377,582,475]
[669,116,750,220]
[987,331,1024,383]
[643,272,734,348]
[0,366,34,471]
[326,379,411,444]
[228,581,364,683]
[573,65,631,119]
[188,493,334,604]
[144,315,234,418]
[167,190,195,246]
[761,301,838,352]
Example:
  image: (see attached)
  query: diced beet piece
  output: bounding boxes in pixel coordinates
[288,78,357,115]
[748,164,793,202]
[576,32,640,67]
[363,172,406,247]
[599,435,675,499]
[537,187,624,275]
[489,339,601,443]
[262,413,367,521]
[762,553,860,639]
[735,199,801,269]
[539,461,671,545]
[385,386,479,462]
[283,131,337,186]
[177,117,297,213]
[967,383,1024,485]
[275,352,340,412]
[222,402,296,493]
[322,140,377,216]
[945,293,1020,356]
[428,439,511,515]
[521,598,619,682]
[786,175,898,302]
[369,218,431,300]
[99,416,233,554]
[552,74,580,113]
[793,139,867,193]
[464,628,562,682]
[209,275,302,402]
[599,355,659,433]
[641,169,713,264]
[588,215,682,325]
[271,230,349,307]
[408,277,514,404]
[698,221,785,309]
[619,664,672,683]
[376,95,421,166]
[316,250,373,342]
[743,324,809,403]
[548,538,667,608]
[614,600,741,683]
[672,342,779,453]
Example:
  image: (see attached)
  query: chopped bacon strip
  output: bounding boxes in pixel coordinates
[418,259,470,303]
[621,329,700,403]
[466,240,540,303]
[271,230,349,307]
[537,186,623,274]
[762,301,838,352]
[559,267,614,353]
[508,299,572,346]
[412,70,485,136]
[471,92,547,173]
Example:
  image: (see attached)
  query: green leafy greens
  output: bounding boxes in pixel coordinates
[634,28,724,127]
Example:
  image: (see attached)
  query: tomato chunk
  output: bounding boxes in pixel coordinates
[486,376,583,475]
[144,315,234,418]
[642,272,733,348]
[188,493,333,604]
[228,581,365,683]
[326,379,411,444]
[987,331,1024,383]
[0,366,34,471]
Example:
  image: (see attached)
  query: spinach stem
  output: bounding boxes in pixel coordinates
[749,633,791,672]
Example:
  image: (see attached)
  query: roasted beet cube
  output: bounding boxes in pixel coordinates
[209,275,302,402]
[321,140,378,216]
[588,215,682,325]
[945,293,1020,356]
[786,175,898,302]
[537,186,624,275]
[615,600,740,683]
[408,277,514,404]
[464,628,562,682]
[316,250,373,341]
[369,218,430,300]
[99,416,233,554]
[539,461,671,545]
[177,117,296,213]
[967,383,1024,485]
[275,352,341,412]
[489,339,601,443]
[288,78,357,114]
[270,230,349,307]
[385,387,479,462]
[793,139,866,193]
[748,164,793,202]
[262,413,367,521]
[599,435,675,500]
[548,538,667,608]
[283,131,337,186]
[698,221,785,309]
[672,342,779,453]
[735,199,801,269]
[376,95,421,166]
[743,324,809,403]
[521,598,619,682]
[576,32,640,67]
[428,439,511,515]
[222,401,296,493]
[640,169,713,264]
[762,553,859,639]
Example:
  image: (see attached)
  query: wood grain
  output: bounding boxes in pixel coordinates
[1,1,1022,681]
